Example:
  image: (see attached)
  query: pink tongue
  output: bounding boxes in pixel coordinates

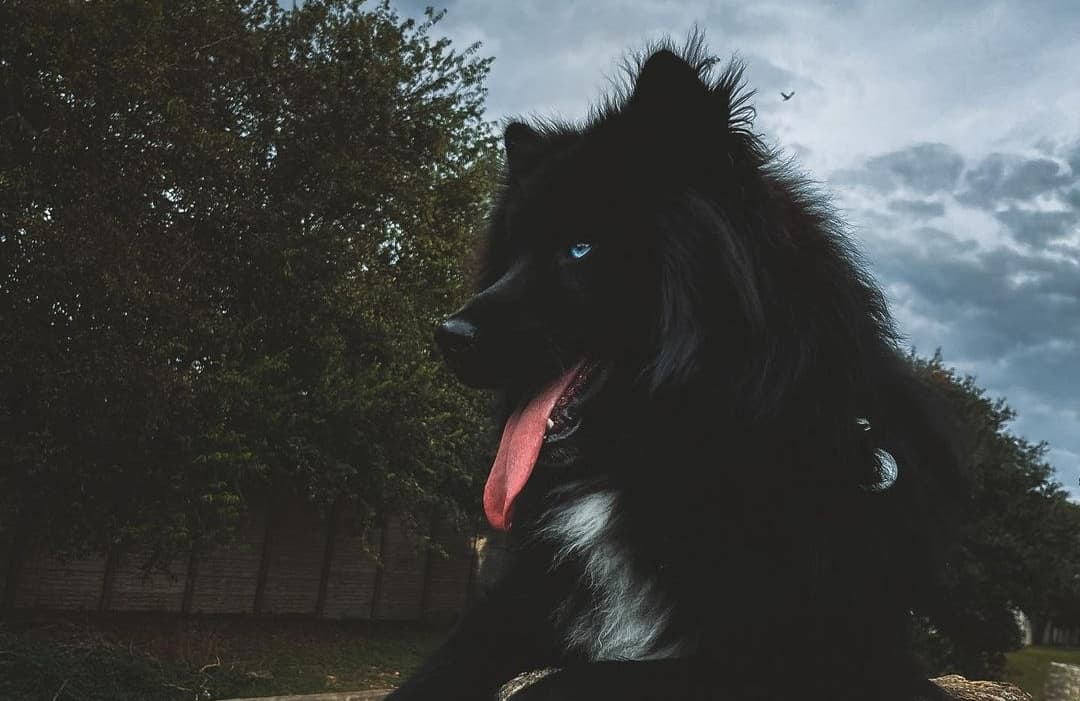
[483,365,582,531]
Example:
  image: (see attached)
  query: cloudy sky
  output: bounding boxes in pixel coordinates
[389,0,1080,497]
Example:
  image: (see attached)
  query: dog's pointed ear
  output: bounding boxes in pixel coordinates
[504,122,543,177]
[630,49,708,117]
[628,50,716,167]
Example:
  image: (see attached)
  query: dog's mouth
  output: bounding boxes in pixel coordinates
[482,361,598,532]
[543,362,596,442]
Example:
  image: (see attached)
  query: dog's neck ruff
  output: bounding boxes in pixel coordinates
[537,485,694,662]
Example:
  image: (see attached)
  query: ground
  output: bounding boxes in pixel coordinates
[0,613,444,701]
[0,614,1074,701]
[1004,645,1080,701]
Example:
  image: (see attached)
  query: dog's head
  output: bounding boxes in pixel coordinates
[437,46,768,392]
[431,46,787,529]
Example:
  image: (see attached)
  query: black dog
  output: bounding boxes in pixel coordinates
[391,39,961,701]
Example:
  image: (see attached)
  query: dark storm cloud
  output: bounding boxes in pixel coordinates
[1007,157,1074,196]
[867,238,1080,403]
[959,153,1076,207]
[886,199,946,220]
[1068,143,1080,176]
[995,208,1079,247]
[835,143,964,195]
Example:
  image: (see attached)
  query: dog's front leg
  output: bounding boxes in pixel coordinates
[385,560,562,701]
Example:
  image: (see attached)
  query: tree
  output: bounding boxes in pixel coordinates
[912,354,1080,678]
[0,0,498,559]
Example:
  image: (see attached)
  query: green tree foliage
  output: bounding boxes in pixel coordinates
[0,0,497,556]
[912,354,1080,678]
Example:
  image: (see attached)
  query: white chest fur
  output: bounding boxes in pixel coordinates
[537,488,691,662]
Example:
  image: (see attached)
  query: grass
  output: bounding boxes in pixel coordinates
[1004,645,1080,701]
[0,613,446,701]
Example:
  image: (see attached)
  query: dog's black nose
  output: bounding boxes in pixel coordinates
[435,316,478,356]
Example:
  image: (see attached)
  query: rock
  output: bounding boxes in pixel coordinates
[498,669,557,700]
[928,674,1032,701]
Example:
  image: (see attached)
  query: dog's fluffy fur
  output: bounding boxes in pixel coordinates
[390,38,962,701]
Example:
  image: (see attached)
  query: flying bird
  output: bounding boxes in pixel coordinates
[781,91,795,101]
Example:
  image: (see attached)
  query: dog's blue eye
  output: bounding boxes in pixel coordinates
[569,242,592,260]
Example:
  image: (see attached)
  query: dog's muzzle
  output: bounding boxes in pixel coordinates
[435,315,478,355]
[435,313,502,388]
